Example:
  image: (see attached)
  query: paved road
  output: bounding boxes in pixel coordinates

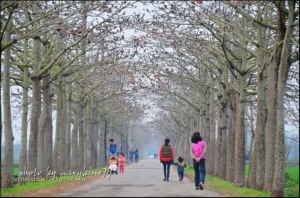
[53,159,224,197]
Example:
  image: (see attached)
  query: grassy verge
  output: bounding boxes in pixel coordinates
[184,166,299,197]
[1,166,109,197]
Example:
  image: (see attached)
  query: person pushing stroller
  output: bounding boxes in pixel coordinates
[107,139,119,174]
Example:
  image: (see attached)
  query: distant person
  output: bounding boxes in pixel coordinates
[159,138,174,181]
[134,148,139,163]
[118,153,126,173]
[128,148,134,163]
[191,132,207,190]
[173,156,187,182]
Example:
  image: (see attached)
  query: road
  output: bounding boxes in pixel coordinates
[53,159,225,197]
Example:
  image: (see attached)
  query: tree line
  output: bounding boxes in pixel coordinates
[1,1,298,197]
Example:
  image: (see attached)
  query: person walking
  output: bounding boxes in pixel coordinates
[173,156,187,182]
[191,132,207,190]
[118,153,126,173]
[128,148,134,163]
[107,139,119,156]
[159,138,174,181]
[134,148,139,163]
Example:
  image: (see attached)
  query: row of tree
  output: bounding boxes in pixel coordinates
[124,1,298,197]
[1,1,298,197]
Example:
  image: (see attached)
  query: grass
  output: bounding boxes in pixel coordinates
[184,165,299,197]
[1,166,109,197]
[284,166,299,197]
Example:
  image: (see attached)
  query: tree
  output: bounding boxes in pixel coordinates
[2,4,14,188]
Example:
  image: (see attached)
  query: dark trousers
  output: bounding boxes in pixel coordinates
[178,170,184,180]
[193,159,206,187]
[129,156,134,163]
[135,156,139,163]
[162,162,171,179]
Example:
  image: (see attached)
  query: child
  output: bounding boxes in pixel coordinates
[118,153,126,173]
[173,156,187,181]
[109,155,118,175]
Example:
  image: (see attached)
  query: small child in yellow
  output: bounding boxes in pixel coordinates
[173,156,187,181]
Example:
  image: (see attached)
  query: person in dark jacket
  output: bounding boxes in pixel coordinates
[128,148,134,163]
[134,148,139,163]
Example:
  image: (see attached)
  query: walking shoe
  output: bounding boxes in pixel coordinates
[164,178,166,181]
[195,186,200,190]
[199,184,203,190]
[167,179,169,181]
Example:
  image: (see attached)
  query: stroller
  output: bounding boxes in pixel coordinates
[108,154,118,175]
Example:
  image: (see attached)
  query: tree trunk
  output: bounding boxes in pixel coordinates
[78,97,85,170]
[78,1,87,171]
[84,99,91,169]
[209,87,216,175]
[226,88,236,182]
[53,77,62,171]
[28,38,41,173]
[234,71,246,187]
[98,116,106,167]
[71,82,80,170]
[91,100,98,168]
[38,71,52,177]
[272,1,295,196]
[247,102,256,188]
[37,44,51,177]
[104,119,108,164]
[264,1,284,192]
[254,8,267,189]
[65,81,72,171]
[2,13,14,188]
[217,67,228,180]
[204,87,211,174]
[264,49,279,192]
[19,37,29,184]
[58,79,67,173]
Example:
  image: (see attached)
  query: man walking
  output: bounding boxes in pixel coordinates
[128,148,134,163]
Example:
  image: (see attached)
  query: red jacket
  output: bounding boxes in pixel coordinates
[118,156,126,165]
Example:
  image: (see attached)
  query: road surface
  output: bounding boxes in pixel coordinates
[53,159,225,197]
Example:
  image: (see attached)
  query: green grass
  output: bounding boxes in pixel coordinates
[284,166,299,197]
[13,168,19,175]
[285,166,299,183]
[1,166,109,197]
[206,174,271,197]
[1,179,59,197]
[184,165,299,197]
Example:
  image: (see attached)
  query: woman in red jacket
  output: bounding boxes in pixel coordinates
[159,138,175,181]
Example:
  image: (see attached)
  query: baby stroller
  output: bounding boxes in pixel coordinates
[108,154,118,175]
